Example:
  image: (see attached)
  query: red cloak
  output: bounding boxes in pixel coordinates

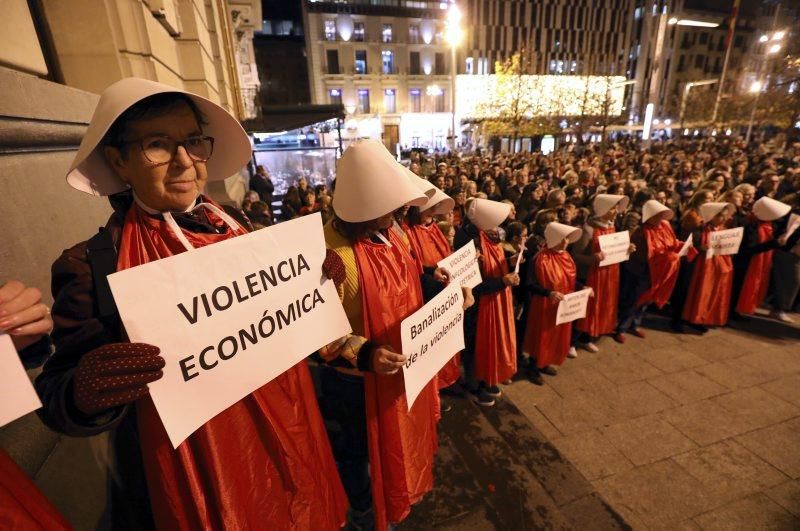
[117,201,347,530]
[474,232,517,384]
[353,229,438,530]
[736,219,774,315]
[523,249,576,369]
[405,223,461,389]
[0,449,71,531]
[637,220,682,308]
[683,225,734,325]
[576,225,619,337]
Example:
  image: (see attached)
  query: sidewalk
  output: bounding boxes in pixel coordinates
[405,310,800,529]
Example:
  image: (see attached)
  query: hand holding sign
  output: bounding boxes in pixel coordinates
[438,241,482,289]
[598,231,631,267]
[706,227,743,258]
[678,234,694,257]
[0,334,42,428]
[555,289,593,325]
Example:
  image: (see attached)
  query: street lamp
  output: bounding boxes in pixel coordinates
[679,78,717,131]
[444,3,463,151]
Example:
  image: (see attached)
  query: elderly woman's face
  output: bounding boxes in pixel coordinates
[106,102,207,211]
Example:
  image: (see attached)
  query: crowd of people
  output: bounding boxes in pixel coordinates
[2,76,799,531]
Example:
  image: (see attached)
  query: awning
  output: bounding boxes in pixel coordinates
[242,104,345,133]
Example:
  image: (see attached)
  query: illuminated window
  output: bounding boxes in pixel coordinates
[409,24,420,44]
[410,89,421,112]
[434,89,446,112]
[355,50,367,74]
[465,57,473,74]
[324,20,336,40]
[358,89,370,113]
[382,24,393,43]
[329,89,342,105]
[384,89,396,113]
[354,22,365,41]
[382,50,395,74]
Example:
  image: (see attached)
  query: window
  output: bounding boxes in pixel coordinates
[409,51,421,75]
[435,52,445,75]
[409,24,420,44]
[694,55,703,69]
[677,54,685,72]
[699,32,708,44]
[358,89,370,113]
[477,57,489,74]
[382,24,393,43]
[329,89,342,105]
[326,49,340,74]
[354,22,365,42]
[382,50,395,74]
[465,57,473,74]
[355,50,367,74]
[434,89,446,112]
[384,89,396,113]
[409,89,421,112]
[324,20,336,41]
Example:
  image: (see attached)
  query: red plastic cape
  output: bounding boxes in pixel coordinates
[683,225,734,325]
[405,223,461,388]
[576,225,618,337]
[117,201,347,530]
[523,248,576,369]
[353,229,438,530]
[0,449,71,531]
[637,220,682,308]
[474,232,517,384]
[736,218,774,315]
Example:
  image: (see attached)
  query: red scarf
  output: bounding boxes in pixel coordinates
[576,225,619,337]
[637,220,682,308]
[523,248,576,368]
[353,228,438,530]
[405,223,461,388]
[0,449,70,531]
[736,218,774,315]
[117,200,347,529]
[474,232,517,384]
[683,224,734,325]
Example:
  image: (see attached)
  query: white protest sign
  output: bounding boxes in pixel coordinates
[783,213,800,240]
[438,240,482,289]
[401,281,465,409]
[707,227,744,258]
[678,234,693,257]
[556,289,593,326]
[513,241,526,274]
[598,231,631,267]
[0,334,42,428]
[108,213,352,448]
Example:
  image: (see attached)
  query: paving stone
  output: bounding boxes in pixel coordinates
[648,369,730,405]
[736,418,800,479]
[599,415,697,466]
[635,344,708,374]
[560,493,632,530]
[663,399,758,446]
[605,381,678,421]
[692,493,800,530]
[695,358,784,390]
[594,460,714,528]
[536,393,618,436]
[710,387,800,431]
[766,480,800,518]
[672,440,788,507]
[501,381,563,439]
[761,374,800,407]
[738,347,800,376]
[541,363,617,399]
[553,429,634,481]
[594,350,665,385]
[683,336,754,363]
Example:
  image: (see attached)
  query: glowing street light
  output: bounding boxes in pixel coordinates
[668,17,720,27]
[768,43,782,55]
[772,31,785,40]
[759,35,769,43]
[750,80,763,93]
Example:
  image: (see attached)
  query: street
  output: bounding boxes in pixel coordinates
[406,311,800,529]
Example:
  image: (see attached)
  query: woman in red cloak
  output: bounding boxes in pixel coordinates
[732,197,789,316]
[404,189,466,390]
[320,140,445,530]
[0,280,70,530]
[453,198,519,406]
[572,194,632,353]
[683,202,736,328]
[523,222,583,375]
[35,79,347,530]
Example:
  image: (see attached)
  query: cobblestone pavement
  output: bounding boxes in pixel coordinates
[404,309,800,530]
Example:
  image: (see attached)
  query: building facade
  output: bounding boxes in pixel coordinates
[302,0,454,152]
